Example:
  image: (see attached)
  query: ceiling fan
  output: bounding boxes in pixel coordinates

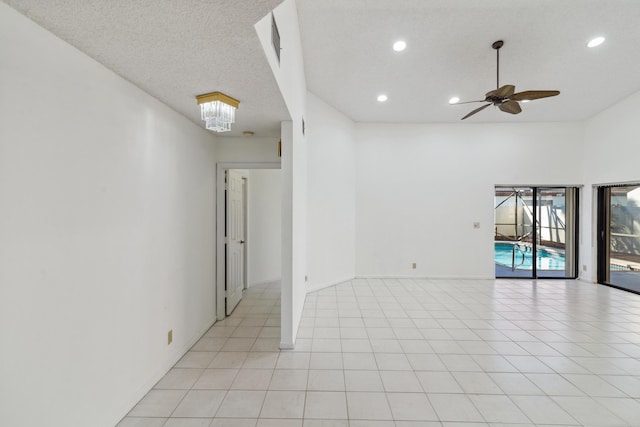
[457,40,560,120]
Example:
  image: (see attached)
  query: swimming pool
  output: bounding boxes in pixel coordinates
[495,242,565,270]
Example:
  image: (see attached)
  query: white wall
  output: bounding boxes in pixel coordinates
[355,122,584,279]
[581,90,640,280]
[256,0,308,348]
[306,92,357,290]
[248,170,282,286]
[0,4,217,426]
[216,136,281,163]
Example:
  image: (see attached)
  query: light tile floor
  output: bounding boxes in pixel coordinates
[119,278,640,427]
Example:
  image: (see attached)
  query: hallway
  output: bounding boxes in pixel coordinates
[119,278,640,426]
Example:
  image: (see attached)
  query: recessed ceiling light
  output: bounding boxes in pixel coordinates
[587,36,605,48]
[393,41,406,52]
[377,94,388,102]
[448,96,460,104]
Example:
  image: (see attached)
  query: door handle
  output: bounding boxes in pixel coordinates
[240,240,245,244]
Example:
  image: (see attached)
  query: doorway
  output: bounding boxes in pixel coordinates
[597,183,640,294]
[494,186,578,278]
[216,162,281,321]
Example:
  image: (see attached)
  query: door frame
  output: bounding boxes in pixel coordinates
[494,185,580,279]
[215,162,281,321]
[595,181,640,295]
[242,176,249,290]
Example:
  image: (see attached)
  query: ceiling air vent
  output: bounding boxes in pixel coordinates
[272,13,281,63]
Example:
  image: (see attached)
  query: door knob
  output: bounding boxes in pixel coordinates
[240,240,245,244]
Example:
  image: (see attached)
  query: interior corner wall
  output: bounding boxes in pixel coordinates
[256,0,308,348]
[580,89,640,281]
[355,122,584,279]
[306,92,357,290]
[0,5,218,426]
[248,169,282,286]
[279,121,296,348]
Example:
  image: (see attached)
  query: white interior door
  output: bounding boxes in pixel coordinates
[226,170,245,315]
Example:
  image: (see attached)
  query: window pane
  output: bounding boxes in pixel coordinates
[607,185,640,292]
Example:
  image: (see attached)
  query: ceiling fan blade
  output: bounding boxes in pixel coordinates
[461,103,491,120]
[510,90,560,101]
[499,100,522,115]
[494,84,515,98]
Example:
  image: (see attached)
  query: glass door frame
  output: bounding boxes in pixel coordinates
[597,186,610,286]
[597,184,640,295]
[495,186,579,279]
[494,187,535,278]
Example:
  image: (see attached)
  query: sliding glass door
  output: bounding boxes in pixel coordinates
[597,184,640,294]
[495,187,535,278]
[536,188,577,278]
[495,186,578,279]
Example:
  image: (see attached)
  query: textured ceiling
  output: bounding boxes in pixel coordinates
[298,0,640,123]
[4,0,289,136]
[6,0,640,129]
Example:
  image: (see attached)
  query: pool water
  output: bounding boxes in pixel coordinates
[495,242,565,270]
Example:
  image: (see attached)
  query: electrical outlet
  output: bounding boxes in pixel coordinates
[583,265,587,271]
[168,330,173,345]
[412,263,417,269]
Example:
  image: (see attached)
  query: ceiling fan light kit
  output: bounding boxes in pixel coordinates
[457,40,560,120]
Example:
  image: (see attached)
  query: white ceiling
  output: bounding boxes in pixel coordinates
[5,0,640,132]
[298,0,640,123]
[3,0,289,137]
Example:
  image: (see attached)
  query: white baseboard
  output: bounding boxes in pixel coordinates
[249,277,281,288]
[578,274,596,283]
[356,274,495,280]
[307,275,356,293]
[112,318,216,426]
[279,341,295,350]
[306,275,502,293]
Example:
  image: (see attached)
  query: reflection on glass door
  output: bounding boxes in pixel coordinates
[495,186,578,279]
[495,187,534,278]
[536,188,577,278]
[598,184,640,294]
